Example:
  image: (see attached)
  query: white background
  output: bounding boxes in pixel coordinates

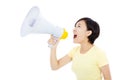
[0,0,120,80]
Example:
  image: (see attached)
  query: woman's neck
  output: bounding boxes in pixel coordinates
[80,42,94,54]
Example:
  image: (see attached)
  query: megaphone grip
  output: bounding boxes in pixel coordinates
[48,44,53,48]
[48,36,58,48]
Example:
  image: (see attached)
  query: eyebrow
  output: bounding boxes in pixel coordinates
[75,21,81,27]
[76,23,81,26]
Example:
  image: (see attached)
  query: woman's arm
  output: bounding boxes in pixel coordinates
[101,64,112,80]
[48,35,72,70]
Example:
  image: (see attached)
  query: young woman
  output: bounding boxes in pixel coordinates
[48,17,111,80]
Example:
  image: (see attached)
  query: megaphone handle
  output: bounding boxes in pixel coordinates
[48,44,53,48]
[48,36,58,48]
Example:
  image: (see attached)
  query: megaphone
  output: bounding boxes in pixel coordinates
[20,6,68,39]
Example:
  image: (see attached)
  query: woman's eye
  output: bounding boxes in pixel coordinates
[74,25,80,28]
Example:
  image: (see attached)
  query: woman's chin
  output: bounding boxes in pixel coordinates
[73,40,78,43]
[73,39,81,44]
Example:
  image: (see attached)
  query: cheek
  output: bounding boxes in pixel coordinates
[78,31,86,38]
[74,30,87,43]
[78,35,86,41]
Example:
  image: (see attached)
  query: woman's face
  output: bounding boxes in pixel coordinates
[73,20,91,44]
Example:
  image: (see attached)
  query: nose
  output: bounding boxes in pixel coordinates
[73,27,76,32]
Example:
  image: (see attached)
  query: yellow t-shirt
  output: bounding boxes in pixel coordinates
[68,45,108,80]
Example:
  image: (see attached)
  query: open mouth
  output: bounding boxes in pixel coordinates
[73,35,77,38]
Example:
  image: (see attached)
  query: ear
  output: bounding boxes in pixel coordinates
[86,30,92,36]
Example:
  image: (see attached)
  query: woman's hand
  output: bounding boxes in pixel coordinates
[48,35,71,70]
[48,35,60,48]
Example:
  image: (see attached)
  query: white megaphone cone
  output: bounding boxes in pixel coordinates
[20,6,68,40]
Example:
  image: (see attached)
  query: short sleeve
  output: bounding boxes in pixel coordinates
[96,51,109,67]
[67,46,80,58]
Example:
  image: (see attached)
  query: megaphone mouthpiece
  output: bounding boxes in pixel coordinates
[60,28,68,39]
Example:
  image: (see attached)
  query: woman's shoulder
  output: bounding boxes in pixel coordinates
[93,45,106,55]
[94,45,105,51]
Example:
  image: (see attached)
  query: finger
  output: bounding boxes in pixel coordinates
[50,35,54,39]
